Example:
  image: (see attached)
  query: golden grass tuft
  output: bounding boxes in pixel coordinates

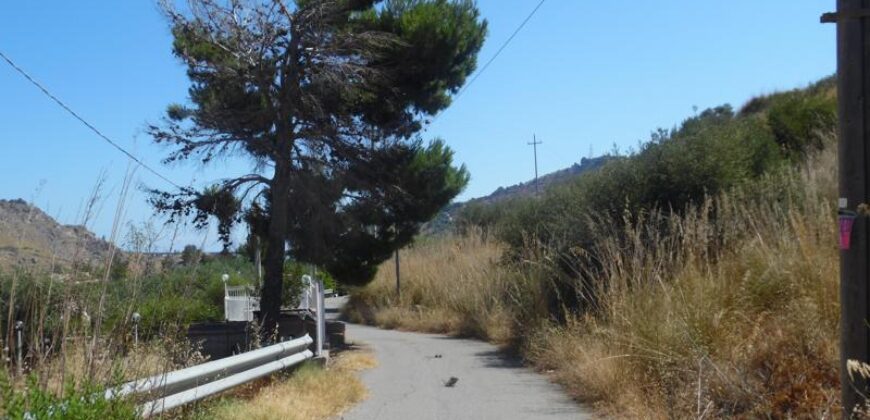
[209,351,377,420]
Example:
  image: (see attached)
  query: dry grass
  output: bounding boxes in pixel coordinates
[349,140,842,418]
[209,351,377,420]
[345,233,540,345]
[35,334,203,395]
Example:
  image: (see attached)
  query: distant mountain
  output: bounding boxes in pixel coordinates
[423,155,613,234]
[0,199,115,271]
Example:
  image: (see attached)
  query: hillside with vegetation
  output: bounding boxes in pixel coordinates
[424,155,612,234]
[474,155,613,205]
[347,76,841,417]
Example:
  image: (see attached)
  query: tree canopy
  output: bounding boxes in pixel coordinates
[148,0,486,331]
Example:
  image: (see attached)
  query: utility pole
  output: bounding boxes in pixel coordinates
[395,249,401,299]
[528,135,542,194]
[255,236,263,286]
[823,2,870,416]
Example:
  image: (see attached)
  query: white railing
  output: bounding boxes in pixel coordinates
[224,285,260,322]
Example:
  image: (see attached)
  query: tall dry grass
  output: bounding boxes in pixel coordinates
[531,140,839,418]
[346,233,545,345]
[348,140,841,418]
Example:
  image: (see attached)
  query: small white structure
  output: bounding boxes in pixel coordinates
[297,275,314,311]
[223,274,260,322]
[220,273,324,358]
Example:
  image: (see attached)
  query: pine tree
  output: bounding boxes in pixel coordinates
[148,0,486,333]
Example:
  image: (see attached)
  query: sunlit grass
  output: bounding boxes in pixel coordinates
[209,351,376,420]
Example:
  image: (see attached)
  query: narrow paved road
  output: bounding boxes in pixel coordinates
[327,298,591,420]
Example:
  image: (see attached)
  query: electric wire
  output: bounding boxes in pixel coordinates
[0,50,184,189]
[455,0,548,101]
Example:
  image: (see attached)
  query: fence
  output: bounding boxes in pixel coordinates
[224,285,259,322]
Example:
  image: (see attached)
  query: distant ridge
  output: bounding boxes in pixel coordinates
[424,155,613,234]
[0,199,115,270]
[472,155,611,206]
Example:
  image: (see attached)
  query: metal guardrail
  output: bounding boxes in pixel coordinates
[100,274,328,416]
[10,275,328,417]
[107,334,314,417]
[141,348,313,415]
[108,335,314,399]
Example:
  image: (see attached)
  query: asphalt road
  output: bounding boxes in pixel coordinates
[326,297,591,420]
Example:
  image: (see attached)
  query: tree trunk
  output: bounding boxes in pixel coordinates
[260,163,291,339]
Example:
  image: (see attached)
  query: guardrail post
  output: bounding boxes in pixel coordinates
[315,278,325,357]
[14,321,23,376]
[221,274,230,321]
[132,312,141,347]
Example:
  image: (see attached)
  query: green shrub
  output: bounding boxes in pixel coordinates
[282,261,337,304]
[126,256,255,332]
[767,91,836,157]
[0,373,136,419]
[455,200,512,237]
[453,78,837,317]
[494,104,784,256]
[1,252,342,339]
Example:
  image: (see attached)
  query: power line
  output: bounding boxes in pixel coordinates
[429,0,548,126]
[2,0,547,170]
[0,50,183,189]
[456,0,548,100]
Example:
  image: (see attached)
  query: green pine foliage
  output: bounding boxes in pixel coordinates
[150,1,488,328]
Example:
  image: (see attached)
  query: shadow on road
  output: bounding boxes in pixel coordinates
[474,349,525,369]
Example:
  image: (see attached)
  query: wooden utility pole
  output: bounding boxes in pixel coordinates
[395,249,401,299]
[255,236,263,286]
[528,135,542,194]
[824,1,870,415]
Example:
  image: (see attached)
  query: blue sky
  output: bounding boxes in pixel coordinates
[0,1,835,251]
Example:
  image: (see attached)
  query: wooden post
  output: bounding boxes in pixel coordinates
[395,249,401,299]
[255,236,262,286]
[830,0,870,415]
[14,321,23,376]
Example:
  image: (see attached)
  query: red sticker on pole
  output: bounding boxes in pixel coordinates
[840,211,858,250]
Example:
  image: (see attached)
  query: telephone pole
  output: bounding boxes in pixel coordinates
[395,249,401,299]
[823,1,870,415]
[528,135,542,194]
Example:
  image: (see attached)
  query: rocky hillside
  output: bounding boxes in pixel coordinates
[0,199,115,270]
